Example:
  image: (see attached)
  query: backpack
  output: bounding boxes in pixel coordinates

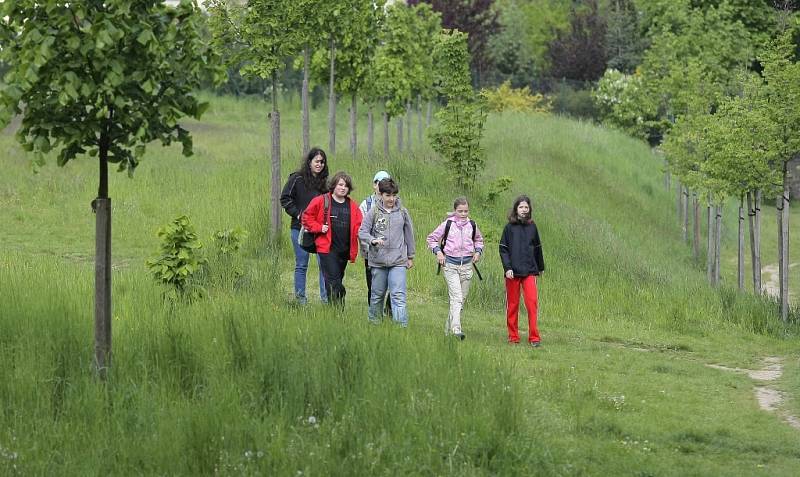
[297,194,330,254]
[439,219,477,253]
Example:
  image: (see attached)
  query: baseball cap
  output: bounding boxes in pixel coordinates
[373,170,390,183]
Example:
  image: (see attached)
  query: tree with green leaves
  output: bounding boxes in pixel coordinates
[371,2,418,156]
[0,0,221,377]
[429,29,487,189]
[333,0,385,159]
[206,0,304,241]
[760,27,800,321]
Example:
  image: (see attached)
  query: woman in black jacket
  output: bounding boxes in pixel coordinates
[280,147,329,304]
[499,195,545,347]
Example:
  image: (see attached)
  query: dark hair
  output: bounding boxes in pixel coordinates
[299,147,329,193]
[378,178,399,195]
[328,171,354,195]
[453,196,468,209]
[508,195,533,224]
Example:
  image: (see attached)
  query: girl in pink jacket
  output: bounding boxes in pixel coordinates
[426,197,484,340]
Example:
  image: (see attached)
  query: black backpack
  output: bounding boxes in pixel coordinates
[439,219,477,252]
[297,194,330,254]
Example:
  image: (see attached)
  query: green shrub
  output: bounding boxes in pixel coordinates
[146,215,207,301]
[550,82,598,120]
[481,81,551,113]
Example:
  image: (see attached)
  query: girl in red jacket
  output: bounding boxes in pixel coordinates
[301,171,363,307]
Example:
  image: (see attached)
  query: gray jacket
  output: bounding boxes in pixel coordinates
[358,198,415,267]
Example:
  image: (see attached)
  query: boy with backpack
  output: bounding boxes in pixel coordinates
[358,178,415,327]
[360,171,392,315]
[426,197,484,340]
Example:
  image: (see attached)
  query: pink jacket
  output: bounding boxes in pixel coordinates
[426,213,484,257]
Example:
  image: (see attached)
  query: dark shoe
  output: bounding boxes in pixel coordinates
[454,332,466,341]
[509,341,520,345]
[530,341,541,348]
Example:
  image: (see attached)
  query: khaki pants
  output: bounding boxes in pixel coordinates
[443,262,473,334]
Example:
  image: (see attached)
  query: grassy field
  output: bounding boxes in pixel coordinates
[1,93,799,475]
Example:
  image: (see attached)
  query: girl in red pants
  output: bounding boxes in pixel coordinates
[499,195,545,347]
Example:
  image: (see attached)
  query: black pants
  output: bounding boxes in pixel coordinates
[320,251,349,306]
[364,259,392,315]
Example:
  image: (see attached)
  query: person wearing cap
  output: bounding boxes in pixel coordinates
[359,171,392,315]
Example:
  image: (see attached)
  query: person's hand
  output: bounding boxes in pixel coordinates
[505,269,514,279]
[321,224,329,233]
[436,251,445,266]
[407,258,414,269]
[372,238,384,246]
[472,252,481,263]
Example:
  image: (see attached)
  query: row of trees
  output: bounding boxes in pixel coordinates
[594,1,799,321]
[0,1,482,375]
[204,0,477,240]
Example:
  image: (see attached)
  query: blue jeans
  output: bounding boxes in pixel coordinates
[369,265,408,326]
[290,228,327,304]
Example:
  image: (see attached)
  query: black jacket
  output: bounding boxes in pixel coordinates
[280,172,325,230]
[499,222,545,277]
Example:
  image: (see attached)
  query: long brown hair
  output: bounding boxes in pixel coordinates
[508,195,532,224]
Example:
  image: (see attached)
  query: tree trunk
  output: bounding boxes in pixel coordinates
[350,94,357,159]
[94,141,111,380]
[383,111,390,158]
[367,106,374,158]
[417,94,423,144]
[737,197,745,291]
[714,205,722,287]
[747,191,761,295]
[676,181,682,228]
[397,116,404,152]
[426,100,432,128]
[302,46,310,155]
[406,102,412,149]
[778,164,790,321]
[706,199,714,285]
[681,186,689,243]
[270,74,282,241]
[328,37,336,155]
[692,192,700,262]
[755,189,762,294]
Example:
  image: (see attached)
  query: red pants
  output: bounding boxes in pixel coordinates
[505,275,539,343]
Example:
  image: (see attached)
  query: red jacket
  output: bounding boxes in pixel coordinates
[301,193,363,261]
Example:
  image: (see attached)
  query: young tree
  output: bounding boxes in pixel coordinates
[605,0,645,73]
[0,0,221,377]
[429,29,487,189]
[206,0,304,241]
[761,28,800,321]
[334,0,385,159]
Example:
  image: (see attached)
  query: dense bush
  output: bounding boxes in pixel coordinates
[549,82,599,120]
[481,81,550,113]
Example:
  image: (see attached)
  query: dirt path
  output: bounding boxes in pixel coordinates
[708,357,800,430]
[761,263,798,302]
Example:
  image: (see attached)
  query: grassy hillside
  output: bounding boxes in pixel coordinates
[1,94,799,475]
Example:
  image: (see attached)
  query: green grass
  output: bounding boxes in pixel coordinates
[1,95,799,475]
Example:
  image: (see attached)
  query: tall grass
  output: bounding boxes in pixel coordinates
[2,95,800,475]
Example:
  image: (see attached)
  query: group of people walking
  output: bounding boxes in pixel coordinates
[280,148,545,347]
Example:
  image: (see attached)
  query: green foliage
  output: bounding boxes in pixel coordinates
[206,0,304,82]
[212,227,249,256]
[432,29,473,100]
[429,99,488,189]
[594,69,657,140]
[760,27,800,167]
[484,175,513,206]
[481,81,551,113]
[0,0,222,173]
[147,215,207,301]
[370,3,441,116]
[487,0,538,87]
